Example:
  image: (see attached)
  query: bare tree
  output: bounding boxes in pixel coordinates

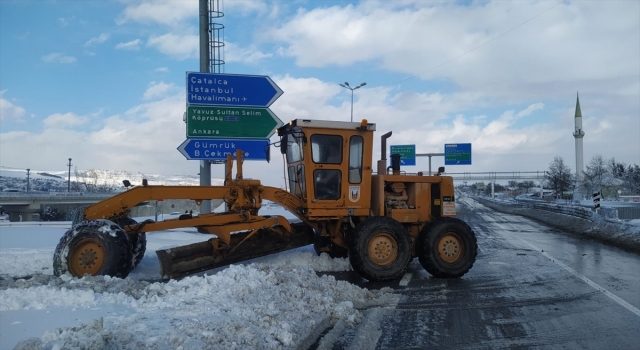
[518,180,535,194]
[581,155,611,198]
[545,156,573,197]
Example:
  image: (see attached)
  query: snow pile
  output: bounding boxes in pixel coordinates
[0,249,54,276]
[9,263,393,350]
[1,224,393,349]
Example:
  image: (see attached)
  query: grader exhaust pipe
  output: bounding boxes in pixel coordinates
[377,131,392,175]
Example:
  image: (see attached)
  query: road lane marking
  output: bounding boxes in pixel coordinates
[399,272,413,286]
[518,238,640,317]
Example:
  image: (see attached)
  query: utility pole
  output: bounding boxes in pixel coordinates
[198,0,212,214]
[26,168,30,193]
[67,158,72,192]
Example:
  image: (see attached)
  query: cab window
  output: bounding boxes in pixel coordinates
[285,133,304,163]
[311,135,342,164]
[349,136,363,184]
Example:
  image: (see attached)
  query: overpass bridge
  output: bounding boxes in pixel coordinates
[443,171,546,182]
[0,192,116,221]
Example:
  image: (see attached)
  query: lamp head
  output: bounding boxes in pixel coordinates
[344,82,350,86]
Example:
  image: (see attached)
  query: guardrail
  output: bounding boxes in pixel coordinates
[488,197,640,221]
[502,199,594,220]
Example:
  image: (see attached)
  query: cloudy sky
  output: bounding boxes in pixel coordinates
[1,0,638,187]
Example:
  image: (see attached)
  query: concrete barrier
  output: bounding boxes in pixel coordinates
[474,197,640,253]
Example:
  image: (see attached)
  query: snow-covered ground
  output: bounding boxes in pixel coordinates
[2,200,639,349]
[0,207,396,350]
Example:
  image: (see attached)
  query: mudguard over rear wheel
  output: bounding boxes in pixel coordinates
[418,217,477,278]
[53,220,133,278]
[348,216,411,282]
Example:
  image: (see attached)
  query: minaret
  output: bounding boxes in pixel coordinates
[573,92,585,182]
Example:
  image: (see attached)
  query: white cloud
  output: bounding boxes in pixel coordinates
[0,75,638,182]
[142,81,174,100]
[58,17,74,27]
[0,91,26,122]
[42,112,88,128]
[115,39,142,50]
[225,0,270,16]
[0,94,188,174]
[266,1,639,102]
[117,0,270,27]
[147,33,198,60]
[225,42,272,65]
[154,67,169,73]
[117,0,198,27]
[85,33,109,47]
[41,53,76,64]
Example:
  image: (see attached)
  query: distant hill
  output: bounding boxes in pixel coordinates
[0,166,223,193]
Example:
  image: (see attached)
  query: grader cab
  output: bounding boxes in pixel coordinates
[53,119,477,282]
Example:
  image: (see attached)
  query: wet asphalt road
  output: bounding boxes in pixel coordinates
[314,198,640,349]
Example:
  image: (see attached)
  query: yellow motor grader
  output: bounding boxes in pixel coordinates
[53,119,477,281]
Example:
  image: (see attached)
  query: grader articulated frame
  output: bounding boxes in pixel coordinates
[56,151,318,280]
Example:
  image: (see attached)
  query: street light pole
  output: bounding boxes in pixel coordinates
[339,81,366,122]
[67,158,72,192]
[26,168,30,193]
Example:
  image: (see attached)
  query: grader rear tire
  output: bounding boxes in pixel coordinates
[348,216,411,282]
[53,220,133,278]
[418,217,477,278]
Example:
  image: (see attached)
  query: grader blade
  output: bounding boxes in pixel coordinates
[156,222,315,279]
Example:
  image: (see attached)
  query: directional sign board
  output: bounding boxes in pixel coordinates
[187,72,283,107]
[186,106,283,139]
[390,144,416,166]
[444,143,472,165]
[177,138,269,161]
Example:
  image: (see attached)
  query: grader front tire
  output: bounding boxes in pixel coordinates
[53,220,133,278]
[418,217,477,278]
[117,217,147,269]
[348,217,411,282]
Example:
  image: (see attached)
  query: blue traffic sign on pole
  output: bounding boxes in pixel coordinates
[177,138,270,161]
[444,143,472,165]
[186,72,283,107]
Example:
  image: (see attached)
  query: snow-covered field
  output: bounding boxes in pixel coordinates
[0,208,396,350]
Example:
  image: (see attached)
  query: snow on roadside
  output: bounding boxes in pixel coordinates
[9,263,394,350]
[465,195,640,252]
[1,223,393,349]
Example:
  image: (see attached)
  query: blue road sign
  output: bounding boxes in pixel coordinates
[177,138,270,161]
[444,143,472,165]
[186,72,283,107]
[390,144,416,166]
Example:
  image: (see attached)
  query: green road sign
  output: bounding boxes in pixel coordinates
[390,144,416,166]
[187,106,283,139]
